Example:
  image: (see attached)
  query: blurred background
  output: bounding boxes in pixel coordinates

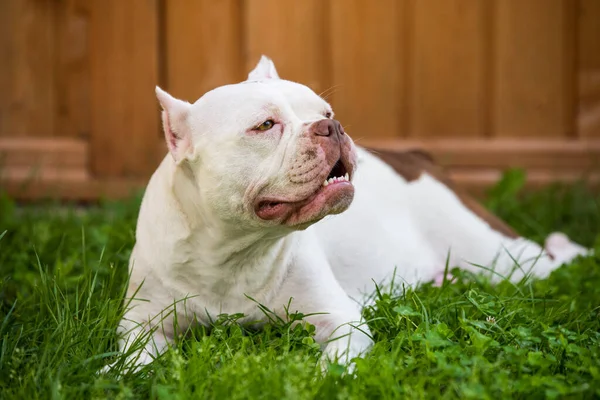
[0,0,599,201]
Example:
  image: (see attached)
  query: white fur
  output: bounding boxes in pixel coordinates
[104,56,591,374]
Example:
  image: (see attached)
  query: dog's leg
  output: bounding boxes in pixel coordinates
[100,311,175,375]
[118,317,171,370]
[410,175,591,283]
[101,272,186,375]
[275,238,373,373]
[312,311,372,373]
[443,231,589,283]
[292,292,372,373]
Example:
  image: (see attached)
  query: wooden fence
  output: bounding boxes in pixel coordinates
[1,0,599,200]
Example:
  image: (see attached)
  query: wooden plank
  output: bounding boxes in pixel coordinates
[578,71,600,137]
[164,0,243,102]
[0,137,87,170]
[578,0,600,71]
[2,136,599,202]
[579,71,600,106]
[492,0,576,138]
[409,0,488,138]
[0,1,11,135]
[4,137,597,186]
[2,168,88,182]
[578,0,600,137]
[363,138,600,171]
[89,0,161,177]
[244,0,328,94]
[54,0,90,139]
[0,0,57,137]
[4,167,599,203]
[0,137,88,183]
[2,178,147,202]
[330,0,405,140]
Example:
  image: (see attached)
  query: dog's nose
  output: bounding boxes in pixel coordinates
[312,119,344,137]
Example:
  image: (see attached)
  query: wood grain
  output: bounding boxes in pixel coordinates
[0,0,57,137]
[0,137,86,169]
[0,137,88,183]
[89,0,162,177]
[54,0,90,139]
[244,0,328,94]
[3,136,599,202]
[578,0,600,137]
[2,0,599,201]
[363,138,600,171]
[5,172,597,203]
[409,0,488,138]
[330,0,405,140]
[492,0,576,138]
[2,178,146,202]
[164,0,243,103]
[578,0,600,72]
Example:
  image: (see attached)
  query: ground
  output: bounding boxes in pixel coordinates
[0,169,599,399]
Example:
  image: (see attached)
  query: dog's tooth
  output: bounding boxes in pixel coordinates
[328,178,334,184]
[323,180,329,186]
[344,173,349,180]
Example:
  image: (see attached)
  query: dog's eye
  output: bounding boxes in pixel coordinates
[255,119,275,131]
[325,112,332,119]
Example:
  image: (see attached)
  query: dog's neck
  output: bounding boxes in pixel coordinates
[140,156,295,272]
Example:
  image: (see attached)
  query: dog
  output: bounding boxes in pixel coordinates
[106,55,590,373]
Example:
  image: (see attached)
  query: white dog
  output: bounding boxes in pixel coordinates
[108,56,589,373]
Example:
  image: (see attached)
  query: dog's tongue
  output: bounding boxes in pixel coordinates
[256,201,292,220]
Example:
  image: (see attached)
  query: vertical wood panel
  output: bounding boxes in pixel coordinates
[244,0,328,94]
[577,0,600,137]
[165,0,243,103]
[89,0,161,177]
[409,0,488,138]
[330,0,405,140]
[492,0,576,138]
[0,0,57,137]
[578,0,600,72]
[54,0,90,139]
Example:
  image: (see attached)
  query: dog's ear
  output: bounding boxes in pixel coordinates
[156,86,193,164]
[247,55,280,81]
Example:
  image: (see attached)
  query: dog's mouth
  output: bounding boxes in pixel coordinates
[255,200,288,219]
[255,157,353,223]
[324,159,349,185]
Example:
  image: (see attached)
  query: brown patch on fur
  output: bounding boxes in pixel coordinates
[368,148,519,239]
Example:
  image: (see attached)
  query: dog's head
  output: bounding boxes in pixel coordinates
[157,56,357,232]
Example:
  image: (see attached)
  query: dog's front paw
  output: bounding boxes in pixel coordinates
[97,350,156,377]
[98,362,115,376]
[318,334,372,376]
[319,343,356,376]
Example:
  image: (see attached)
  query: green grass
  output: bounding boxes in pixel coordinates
[1,169,599,399]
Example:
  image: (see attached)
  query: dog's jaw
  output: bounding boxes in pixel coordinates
[252,119,358,228]
[255,178,355,226]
